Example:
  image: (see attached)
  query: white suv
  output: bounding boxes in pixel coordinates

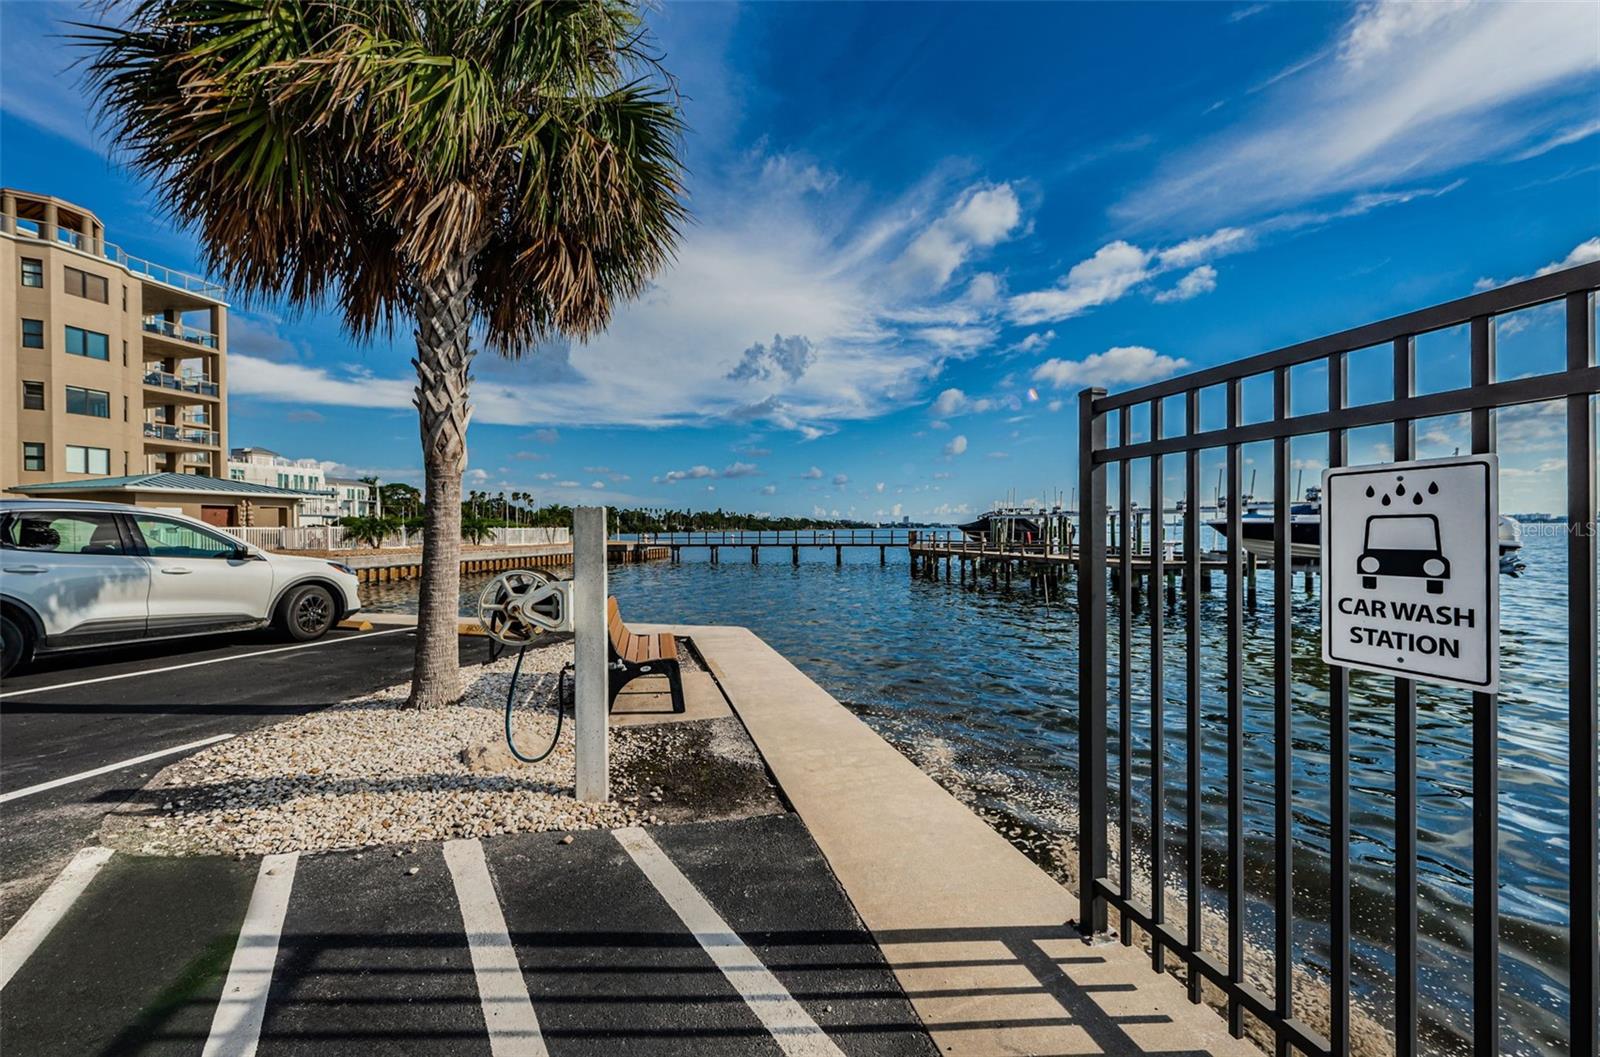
[0,499,362,676]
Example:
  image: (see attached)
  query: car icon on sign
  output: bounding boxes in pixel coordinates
[1359,514,1450,594]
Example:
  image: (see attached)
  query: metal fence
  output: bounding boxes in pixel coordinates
[1074,262,1597,1057]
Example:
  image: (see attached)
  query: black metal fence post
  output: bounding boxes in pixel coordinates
[1566,290,1597,1057]
[1077,386,1109,938]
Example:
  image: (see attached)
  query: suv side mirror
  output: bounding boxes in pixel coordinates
[232,545,260,562]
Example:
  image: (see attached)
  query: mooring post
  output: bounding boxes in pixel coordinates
[835,545,843,567]
[573,505,609,803]
[751,545,759,565]
[880,545,887,566]
[710,545,719,565]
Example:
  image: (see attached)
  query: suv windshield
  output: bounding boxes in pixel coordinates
[1366,515,1439,551]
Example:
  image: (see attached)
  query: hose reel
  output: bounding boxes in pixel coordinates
[476,569,577,764]
[476,569,575,645]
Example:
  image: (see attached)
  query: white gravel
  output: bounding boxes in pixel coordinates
[102,642,660,857]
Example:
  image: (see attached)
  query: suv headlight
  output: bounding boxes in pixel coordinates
[326,561,357,576]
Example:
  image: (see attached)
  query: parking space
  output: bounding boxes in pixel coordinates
[0,626,497,934]
[0,817,935,1057]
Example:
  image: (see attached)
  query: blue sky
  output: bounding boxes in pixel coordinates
[3,1,1596,518]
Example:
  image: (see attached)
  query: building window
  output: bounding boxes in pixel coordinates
[21,318,44,348]
[20,258,43,287]
[23,381,45,410]
[65,445,111,475]
[64,325,110,360]
[277,473,289,488]
[65,385,111,418]
[22,442,45,472]
[230,468,246,481]
[63,266,109,303]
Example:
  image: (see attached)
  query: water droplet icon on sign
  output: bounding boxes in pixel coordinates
[1396,483,1406,496]
[1382,494,1392,506]
[1366,486,1375,498]
[1428,482,1439,495]
[1413,493,1424,505]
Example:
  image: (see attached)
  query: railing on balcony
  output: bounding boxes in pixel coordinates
[142,368,220,397]
[143,422,219,446]
[142,316,219,349]
[2,211,226,299]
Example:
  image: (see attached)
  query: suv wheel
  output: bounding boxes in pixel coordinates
[277,584,337,642]
[1,612,33,677]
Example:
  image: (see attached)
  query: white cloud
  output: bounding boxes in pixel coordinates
[894,183,1023,290]
[1538,237,1600,275]
[1511,117,1600,162]
[655,461,761,484]
[1008,241,1152,325]
[1116,0,1600,228]
[930,387,996,417]
[943,435,969,456]
[1153,265,1219,303]
[1476,235,1600,290]
[800,466,824,480]
[875,482,886,493]
[1032,346,1191,390]
[832,473,850,487]
[466,468,490,483]
[1009,330,1056,355]
[1156,228,1253,268]
[761,484,778,495]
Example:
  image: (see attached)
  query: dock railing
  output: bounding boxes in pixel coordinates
[1076,262,1597,1057]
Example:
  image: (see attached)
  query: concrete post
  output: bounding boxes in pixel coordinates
[573,506,609,802]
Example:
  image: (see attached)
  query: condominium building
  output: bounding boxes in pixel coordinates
[327,476,377,519]
[1,188,228,487]
[228,447,340,524]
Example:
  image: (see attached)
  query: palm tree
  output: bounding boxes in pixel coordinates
[82,0,686,708]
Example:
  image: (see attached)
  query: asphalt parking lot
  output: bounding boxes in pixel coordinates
[2,806,933,1056]
[0,625,496,935]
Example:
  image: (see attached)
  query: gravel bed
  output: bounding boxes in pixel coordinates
[100,642,679,858]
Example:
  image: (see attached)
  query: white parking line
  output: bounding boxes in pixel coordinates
[202,852,298,1057]
[445,840,549,1057]
[0,625,413,700]
[614,827,847,1057]
[0,845,114,990]
[0,733,236,804]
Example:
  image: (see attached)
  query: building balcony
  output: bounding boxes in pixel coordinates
[143,367,220,398]
[143,422,219,447]
[2,205,226,302]
[142,316,220,349]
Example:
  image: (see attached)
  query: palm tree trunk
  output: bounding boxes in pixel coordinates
[407,255,478,710]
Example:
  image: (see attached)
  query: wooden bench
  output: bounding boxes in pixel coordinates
[607,596,685,713]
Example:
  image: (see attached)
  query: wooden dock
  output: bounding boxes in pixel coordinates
[639,529,907,566]
[907,536,1284,605]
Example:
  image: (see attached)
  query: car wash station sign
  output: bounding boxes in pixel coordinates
[1321,455,1499,692]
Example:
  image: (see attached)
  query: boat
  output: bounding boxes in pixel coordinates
[1206,487,1527,571]
[959,509,1044,544]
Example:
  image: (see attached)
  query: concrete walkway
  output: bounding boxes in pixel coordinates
[665,623,1255,1057]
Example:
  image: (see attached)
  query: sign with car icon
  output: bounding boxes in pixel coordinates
[1322,455,1499,692]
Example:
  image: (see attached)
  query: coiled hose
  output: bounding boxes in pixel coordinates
[503,644,572,763]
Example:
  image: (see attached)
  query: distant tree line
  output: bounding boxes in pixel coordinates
[340,488,870,545]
